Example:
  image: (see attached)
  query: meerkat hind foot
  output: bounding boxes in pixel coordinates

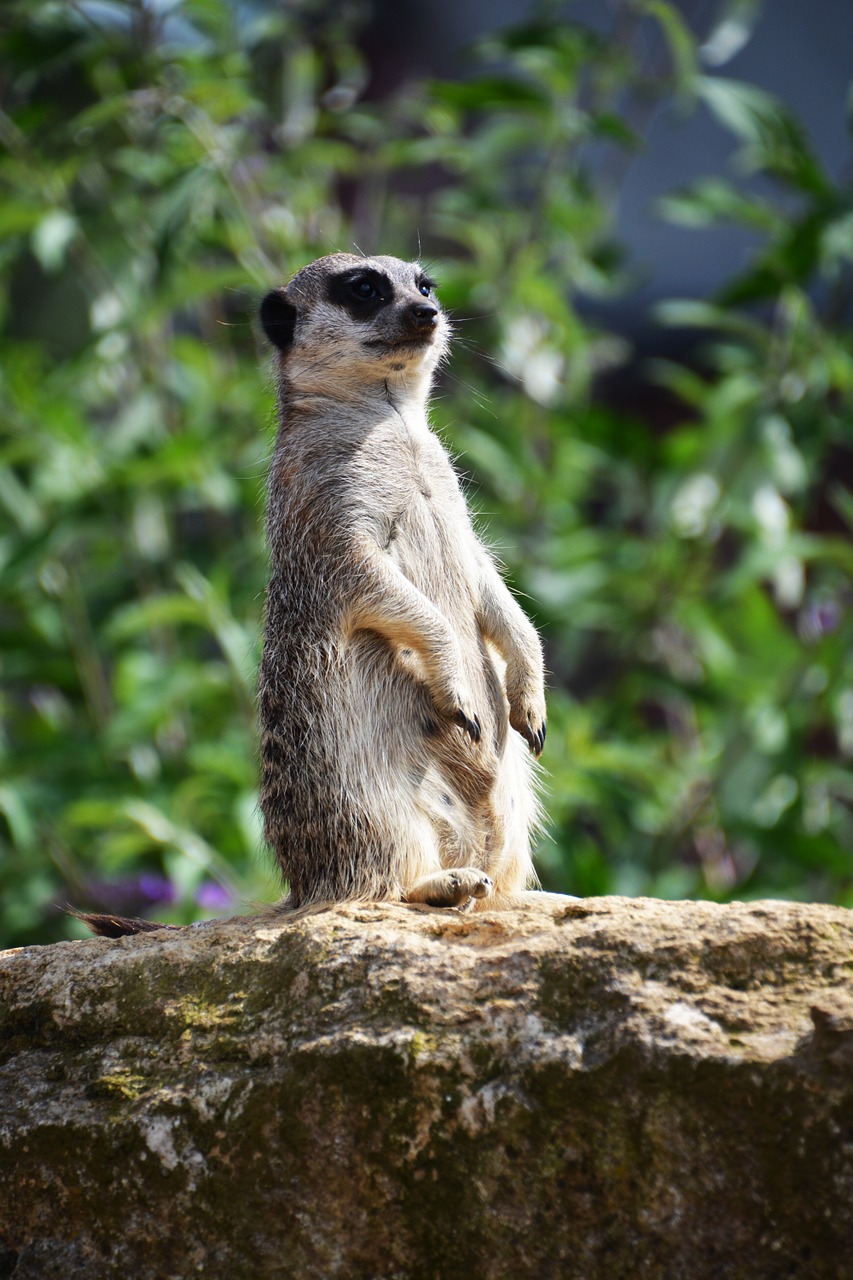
[404,868,493,909]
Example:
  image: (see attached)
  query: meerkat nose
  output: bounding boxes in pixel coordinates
[409,303,439,327]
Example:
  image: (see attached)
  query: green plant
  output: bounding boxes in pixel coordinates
[1,0,851,946]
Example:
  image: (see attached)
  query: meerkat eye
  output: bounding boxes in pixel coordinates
[418,283,431,297]
[351,278,379,301]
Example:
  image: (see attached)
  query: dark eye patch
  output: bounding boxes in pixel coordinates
[417,275,437,296]
[328,268,393,318]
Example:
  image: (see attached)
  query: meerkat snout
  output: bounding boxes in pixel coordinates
[407,300,439,330]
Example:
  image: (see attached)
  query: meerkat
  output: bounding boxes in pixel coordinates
[77,252,546,936]
[257,252,546,912]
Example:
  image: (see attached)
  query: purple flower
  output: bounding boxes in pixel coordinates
[798,598,842,644]
[82,873,175,911]
[194,881,234,911]
[138,873,177,904]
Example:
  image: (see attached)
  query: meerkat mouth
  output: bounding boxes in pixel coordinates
[362,334,437,352]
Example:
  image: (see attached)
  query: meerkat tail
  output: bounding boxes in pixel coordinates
[67,909,183,938]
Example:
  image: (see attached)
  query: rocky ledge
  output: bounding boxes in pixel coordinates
[2,894,853,1279]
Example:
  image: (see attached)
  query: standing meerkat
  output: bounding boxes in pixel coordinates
[258,252,547,911]
[75,252,546,937]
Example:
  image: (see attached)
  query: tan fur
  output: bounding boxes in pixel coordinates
[258,253,547,911]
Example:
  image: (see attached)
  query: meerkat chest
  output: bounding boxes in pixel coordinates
[366,418,479,598]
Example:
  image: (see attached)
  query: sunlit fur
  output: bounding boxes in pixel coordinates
[259,253,547,911]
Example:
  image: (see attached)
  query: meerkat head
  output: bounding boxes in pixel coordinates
[260,253,450,404]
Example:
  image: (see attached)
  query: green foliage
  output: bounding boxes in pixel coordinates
[1,0,852,945]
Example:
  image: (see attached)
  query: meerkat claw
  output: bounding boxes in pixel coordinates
[454,709,482,744]
[468,872,493,898]
[522,719,546,757]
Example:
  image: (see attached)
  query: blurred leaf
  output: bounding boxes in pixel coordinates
[0,784,36,849]
[701,0,763,67]
[31,209,78,271]
[644,2,699,96]
[699,76,829,195]
[657,177,782,231]
[431,78,550,112]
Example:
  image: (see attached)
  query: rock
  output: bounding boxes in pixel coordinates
[1,893,853,1279]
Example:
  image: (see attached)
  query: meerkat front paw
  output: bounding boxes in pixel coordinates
[505,661,547,757]
[404,868,494,908]
[433,686,482,745]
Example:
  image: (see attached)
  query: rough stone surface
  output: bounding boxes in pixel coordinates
[2,894,853,1279]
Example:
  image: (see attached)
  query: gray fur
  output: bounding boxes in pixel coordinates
[259,253,546,910]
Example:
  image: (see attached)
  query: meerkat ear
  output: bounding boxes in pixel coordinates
[260,288,297,351]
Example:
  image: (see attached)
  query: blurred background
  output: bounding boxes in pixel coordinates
[2,0,852,946]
